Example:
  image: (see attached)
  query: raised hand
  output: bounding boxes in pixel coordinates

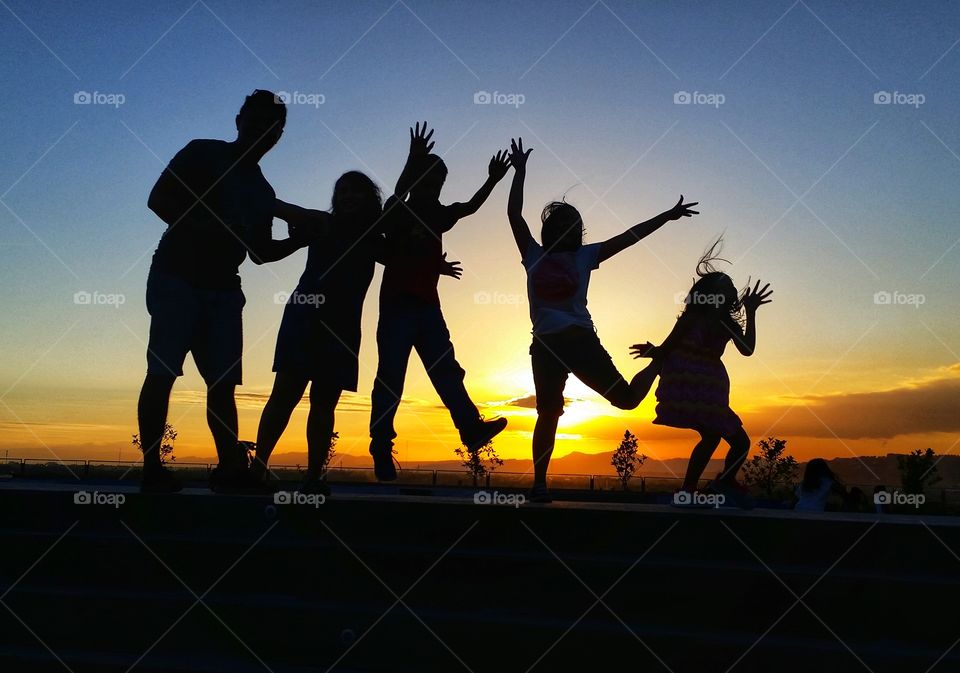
[409,121,435,157]
[439,252,463,280]
[630,342,659,359]
[665,195,699,221]
[509,137,533,172]
[488,150,510,181]
[741,280,772,313]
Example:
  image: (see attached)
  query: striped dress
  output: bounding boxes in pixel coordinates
[653,315,743,436]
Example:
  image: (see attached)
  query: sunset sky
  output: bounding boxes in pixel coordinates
[2,1,960,470]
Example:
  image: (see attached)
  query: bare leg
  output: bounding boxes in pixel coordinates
[138,373,175,473]
[306,383,341,478]
[628,360,661,405]
[207,382,239,468]
[253,372,309,478]
[532,412,561,487]
[682,432,722,491]
[717,426,750,483]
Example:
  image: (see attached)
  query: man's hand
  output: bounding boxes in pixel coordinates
[630,342,659,359]
[509,137,532,172]
[439,252,463,280]
[409,121,435,157]
[287,210,330,245]
[488,150,510,181]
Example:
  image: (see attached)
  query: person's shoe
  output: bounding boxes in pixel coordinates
[527,484,553,503]
[370,441,398,482]
[301,477,331,497]
[209,464,250,494]
[140,465,182,493]
[706,478,755,509]
[460,417,508,452]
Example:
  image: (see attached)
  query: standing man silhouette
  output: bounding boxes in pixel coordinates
[137,90,322,492]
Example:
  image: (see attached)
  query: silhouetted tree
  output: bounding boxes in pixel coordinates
[132,423,176,465]
[897,448,941,494]
[611,430,647,490]
[455,440,503,483]
[323,432,339,472]
[741,437,797,498]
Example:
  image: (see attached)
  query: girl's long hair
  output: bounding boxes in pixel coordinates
[802,458,837,492]
[331,171,383,224]
[681,237,746,328]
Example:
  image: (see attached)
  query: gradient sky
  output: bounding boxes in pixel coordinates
[2,0,960,469]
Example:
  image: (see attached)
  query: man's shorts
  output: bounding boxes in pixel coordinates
[145,270,245,385]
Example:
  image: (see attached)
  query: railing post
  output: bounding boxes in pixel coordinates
[641,476,646,494]
[432,470,437,486]
[590,475,595,491]
[20,459,25,476]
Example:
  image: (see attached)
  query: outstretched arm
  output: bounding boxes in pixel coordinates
[727,280,772,356]
[506,137,535,255]
[597,196,699,264]
[631,312,695,361]
[394,121,435,200]
[447,150,510,221]
[247,199,328,265]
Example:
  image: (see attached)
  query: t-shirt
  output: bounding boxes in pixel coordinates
[378,195,457,305]
[794,478,834,512]
[522,240,601,335]
[150,139,276,289]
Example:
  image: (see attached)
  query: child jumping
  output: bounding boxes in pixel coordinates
[369,122,511,480]
[507,137,698,503]
[632,239,772,507]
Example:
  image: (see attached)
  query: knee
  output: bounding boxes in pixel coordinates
[207,383,235,401]
[730,433,750,453]
[143,373,175,394]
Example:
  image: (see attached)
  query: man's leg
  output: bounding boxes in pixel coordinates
[253,372,309,478]
[138,373,176,473]
[207,382,240,467]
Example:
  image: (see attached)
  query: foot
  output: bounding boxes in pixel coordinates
[527,484,552,503]
[706,478,755,509]
[369,440,398,482]
[460,417,508,452]
[209,463,251,494]
[141,465,182,493]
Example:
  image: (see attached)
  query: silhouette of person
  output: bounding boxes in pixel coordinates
[507,137,698,503]
[368,122,510,481]
[633,239,772,508]
[137,90,322,493]
[794,458,847,511]
[249,170,462,494]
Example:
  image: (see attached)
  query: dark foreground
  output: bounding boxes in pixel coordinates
[0,480,957,673]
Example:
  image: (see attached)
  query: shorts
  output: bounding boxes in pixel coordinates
[531,325,634,415]
[145,269,245,385]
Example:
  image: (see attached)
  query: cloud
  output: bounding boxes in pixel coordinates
[747,364,960,440]
[495,394,570,409]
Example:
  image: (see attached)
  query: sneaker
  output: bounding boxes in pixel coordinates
[209,464,250,494]
[140,465,182,493]
[460,417,508,453]
[527,484,552,503]
[707,478,755,510]
[370,441,398,482]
